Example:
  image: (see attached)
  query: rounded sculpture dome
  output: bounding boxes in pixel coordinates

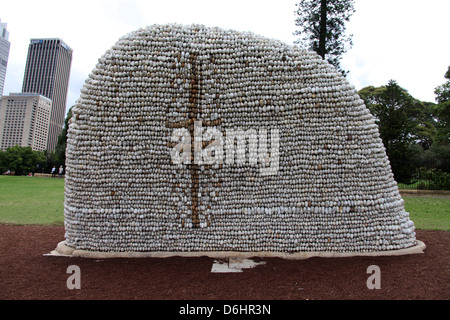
[62,24,418,255]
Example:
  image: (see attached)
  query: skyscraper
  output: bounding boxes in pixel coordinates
[22,38,72,151]
[0,19,10,99]
[0,93,52,151]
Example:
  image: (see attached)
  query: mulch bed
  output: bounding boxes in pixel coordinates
[0,224,448,301]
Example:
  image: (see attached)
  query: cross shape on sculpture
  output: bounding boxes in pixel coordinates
[166,52,222,228]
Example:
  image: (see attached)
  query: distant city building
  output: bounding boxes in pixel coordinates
[0,19,10,99]
[0,93,52,151]
[22,38,72,151]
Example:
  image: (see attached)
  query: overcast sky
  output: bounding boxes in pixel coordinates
[2,0,449,115]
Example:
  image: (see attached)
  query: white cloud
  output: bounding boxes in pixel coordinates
[341,0,450,102]
[1,0,449,114]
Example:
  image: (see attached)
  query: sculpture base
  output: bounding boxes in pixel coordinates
[48,240,426,260]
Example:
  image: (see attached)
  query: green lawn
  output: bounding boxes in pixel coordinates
[403,195,450,231]
[0,175,449,230]
[0,175,65,225]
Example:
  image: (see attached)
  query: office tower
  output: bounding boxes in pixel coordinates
[0,19,10,98]
[0,93,52,151]
[22,38,72,151]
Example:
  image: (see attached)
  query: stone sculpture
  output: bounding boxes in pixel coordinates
[59,24,421,257]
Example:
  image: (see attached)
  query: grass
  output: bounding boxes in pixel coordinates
[0,175,448,231]
[403,195,450,231]
[0,175,65,225]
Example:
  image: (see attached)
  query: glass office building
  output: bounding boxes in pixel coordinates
[22,38,72,151]
[0,19,10,99]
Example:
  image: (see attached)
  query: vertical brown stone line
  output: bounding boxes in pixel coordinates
[188,52,201,228]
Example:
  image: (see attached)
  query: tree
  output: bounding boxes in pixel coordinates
[421,144,450,173]
[358,80,435,183]
[54,106,73,167]
[425,66,450,173]
[0,146,46,176]
[434,65,450,104]
[433,66,450,146]
[294,0,355,75]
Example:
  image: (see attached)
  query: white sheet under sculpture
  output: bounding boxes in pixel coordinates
[62,24,417,254]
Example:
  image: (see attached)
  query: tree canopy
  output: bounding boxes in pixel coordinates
[359,81,429,182]
[359,76,450,184]
[53,106,73,167]
[294,0,355,75]
[434,65,450,104]
[0,146,46,176]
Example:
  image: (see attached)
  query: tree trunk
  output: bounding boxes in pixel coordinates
[318,0,327,59]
